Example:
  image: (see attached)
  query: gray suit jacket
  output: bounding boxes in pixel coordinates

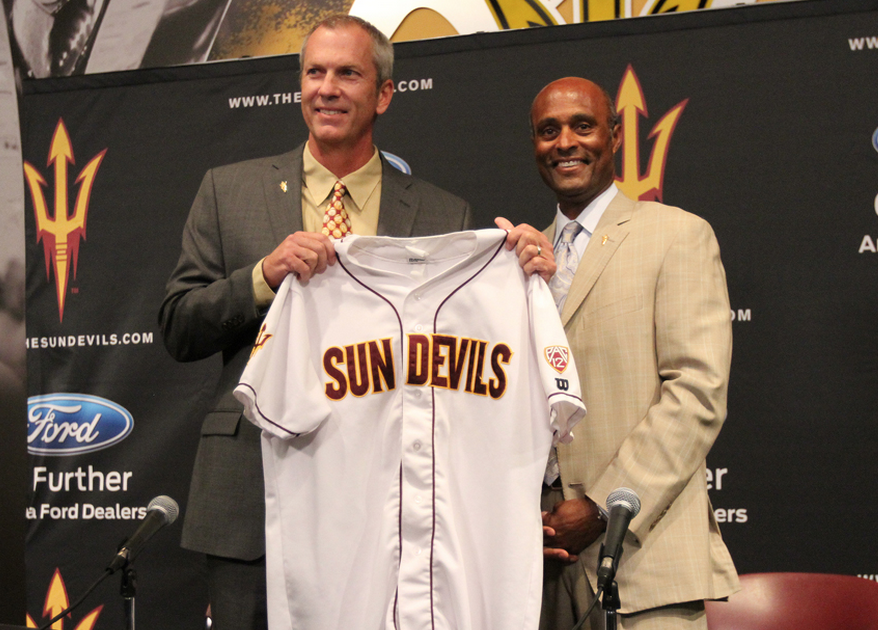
[159,144,472,559]
[546,191,738,612]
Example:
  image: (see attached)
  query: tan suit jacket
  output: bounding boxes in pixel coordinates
[548,190,739,613]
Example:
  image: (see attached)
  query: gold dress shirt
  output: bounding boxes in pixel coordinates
[252,143,383,307]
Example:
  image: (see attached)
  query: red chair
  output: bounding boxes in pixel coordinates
[706,573,878,630]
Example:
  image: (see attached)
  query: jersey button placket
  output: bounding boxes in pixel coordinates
[398,298,435,624]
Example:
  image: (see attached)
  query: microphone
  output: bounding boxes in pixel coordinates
[108,495,179,572]
[596,487,641,590]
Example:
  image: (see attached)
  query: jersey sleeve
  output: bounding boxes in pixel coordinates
[528,274,586,444]
[234,275,331,438]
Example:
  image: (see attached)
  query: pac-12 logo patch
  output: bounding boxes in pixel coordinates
[544,346,570,374]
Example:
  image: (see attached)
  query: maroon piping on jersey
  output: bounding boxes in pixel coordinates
[335,252,406,627]
[236,382,301,437]
[335,233,508,628]
[428,234,507,629]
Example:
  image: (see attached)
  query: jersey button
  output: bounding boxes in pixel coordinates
[413,441,422,451]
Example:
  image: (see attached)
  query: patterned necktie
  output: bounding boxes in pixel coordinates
[545,221,583,486]
[322,181,352,239]
[548,221,583,313]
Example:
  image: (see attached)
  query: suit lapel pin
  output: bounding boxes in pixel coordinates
[280,181,288,193]
[601,235,609,245]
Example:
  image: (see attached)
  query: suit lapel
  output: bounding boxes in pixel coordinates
[560,192,635,325]
[262,145,305,244]
[260,148,417,240]
[376,156,417,237]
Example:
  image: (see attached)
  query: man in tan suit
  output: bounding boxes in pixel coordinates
[533,77,739,629]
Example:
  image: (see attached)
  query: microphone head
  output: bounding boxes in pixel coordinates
[147,495,180,525]
[607,487,641,517]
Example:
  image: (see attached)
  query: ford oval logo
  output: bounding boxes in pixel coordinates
[27,394,134,456]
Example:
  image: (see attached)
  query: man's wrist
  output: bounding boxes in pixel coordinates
[252,258,277,309]
[584,495,609,523]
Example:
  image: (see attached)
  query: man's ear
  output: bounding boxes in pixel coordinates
[611,123,623,154]
[376,79,394,116]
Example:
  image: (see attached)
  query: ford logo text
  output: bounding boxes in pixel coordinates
[27,394,134,456]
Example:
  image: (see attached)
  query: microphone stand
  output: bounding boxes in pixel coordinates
[595,537,623,630]
[601,579,620,630]
[37,561,139,630]
[37,496,178,630]
[121,566,137,630]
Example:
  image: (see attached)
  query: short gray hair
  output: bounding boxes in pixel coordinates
[299,14,394,90]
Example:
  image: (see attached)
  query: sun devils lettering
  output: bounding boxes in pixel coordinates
[322,334,512,400]
[323,338,396,399]
[23,118,107,322]
[407,334,511,399]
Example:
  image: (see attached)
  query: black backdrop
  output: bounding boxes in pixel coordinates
[19,0,878,627]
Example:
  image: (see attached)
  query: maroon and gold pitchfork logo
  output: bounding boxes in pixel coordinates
[23,118,106,322]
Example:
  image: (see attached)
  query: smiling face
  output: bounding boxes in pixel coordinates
[300,24,393,162]
[530,78,622,218]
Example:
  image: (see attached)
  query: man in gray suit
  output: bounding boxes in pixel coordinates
[160,14,552,630]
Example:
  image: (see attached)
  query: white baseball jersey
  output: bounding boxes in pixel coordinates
[234,229,585,630]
